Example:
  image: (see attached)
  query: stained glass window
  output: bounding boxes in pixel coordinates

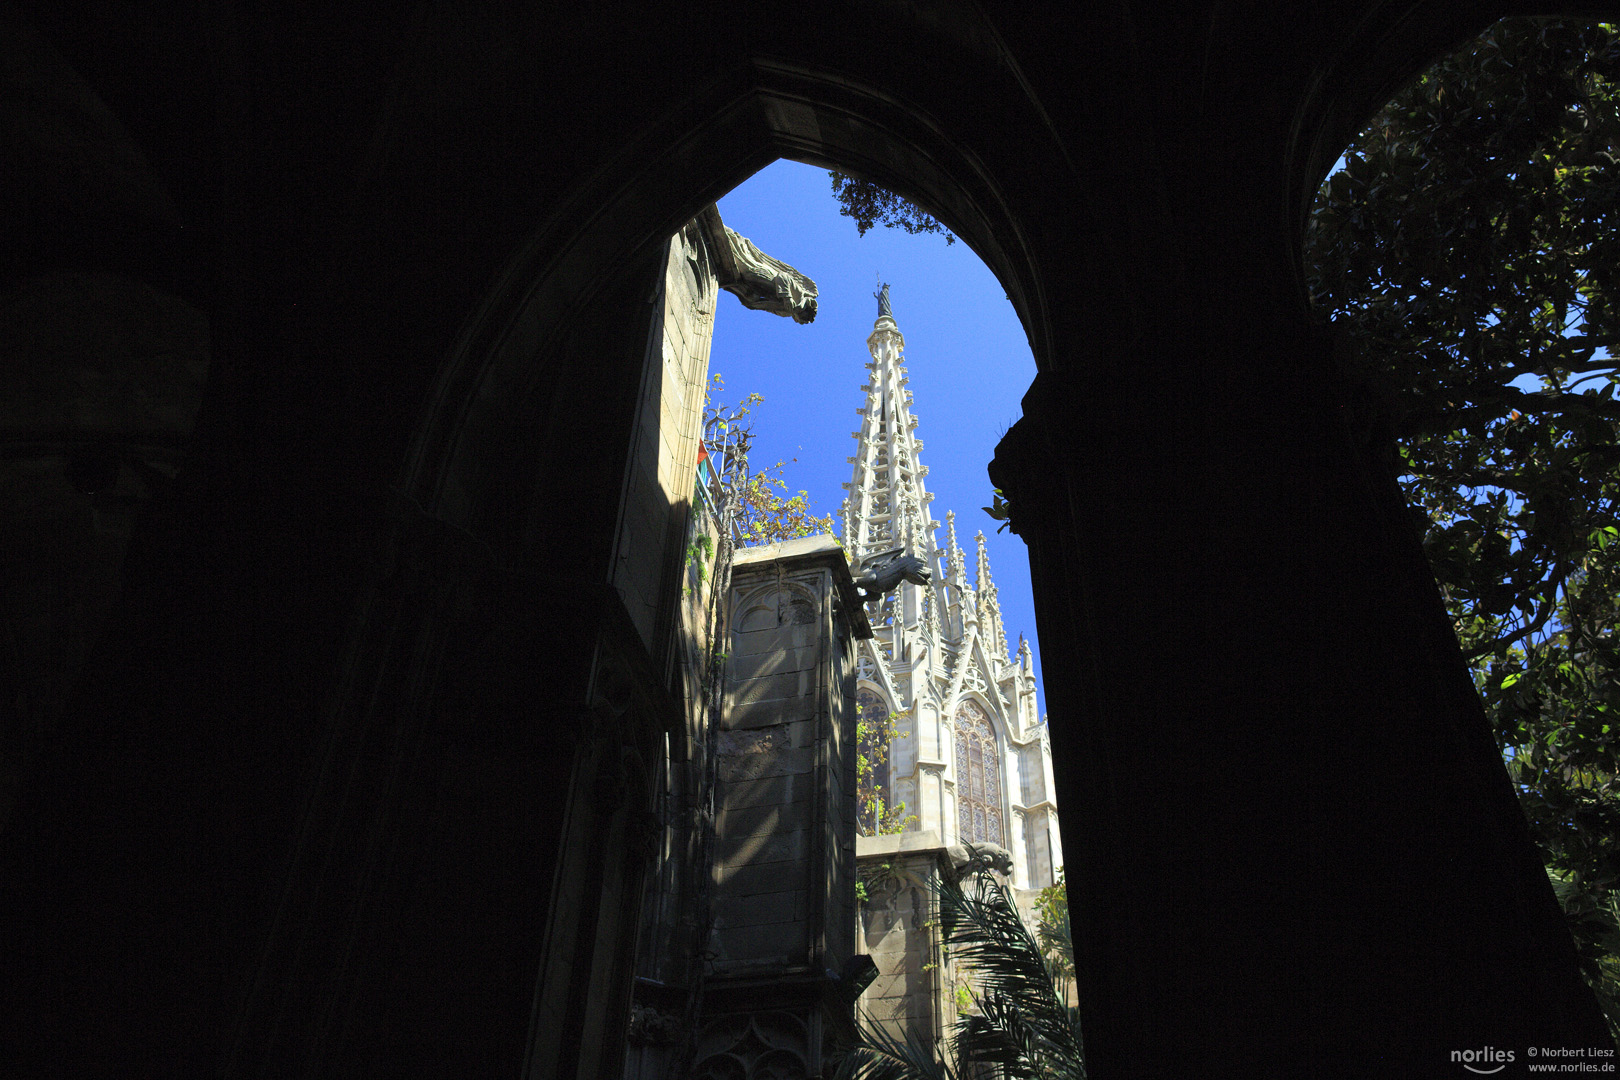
[955,699,1003,846]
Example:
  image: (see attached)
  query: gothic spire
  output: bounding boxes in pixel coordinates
[974,529,993,596]
[975,530,1008,662]
[842,286,937,572]
[944,510,966,589]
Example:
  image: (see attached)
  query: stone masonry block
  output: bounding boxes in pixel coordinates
[712,888,806,929]
[711,857,808,897]
[727,669,816,706]
[713,828,807,867]
[716,744,815,784]
[788,719,822,748]
[716,726,784,757]
[717,772,811,811]
[866,946,930,976]
[714,800,805,840]
[725,696,817,730]
[727,645,820,683]
[711,919,806,963]
[730,623,818,658]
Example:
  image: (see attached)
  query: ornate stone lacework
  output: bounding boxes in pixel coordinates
[693,1012,811,1080]
[954,699,1003,846]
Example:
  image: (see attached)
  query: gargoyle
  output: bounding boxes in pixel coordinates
[720,227,818,324]
[852,547,931,601]
[694,205,818,324]
[943,841,1015,882]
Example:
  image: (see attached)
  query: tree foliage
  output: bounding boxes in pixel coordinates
[702,376,835,548]
[1031,868,1074,1009]
[829,173,956,244]
[857,705,916,837]
[1306,17,1620,1031]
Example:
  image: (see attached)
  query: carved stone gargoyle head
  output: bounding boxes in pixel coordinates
[694,204,819,324]
[852,547,931,601]
[943,841,1016,882]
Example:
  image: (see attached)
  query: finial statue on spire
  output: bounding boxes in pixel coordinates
[875,281,892,319]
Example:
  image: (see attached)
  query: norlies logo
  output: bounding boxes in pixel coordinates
[1453,1047,1516,1074]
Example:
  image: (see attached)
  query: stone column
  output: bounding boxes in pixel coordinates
[694,535,872,1078]
[989,334,1610,1074]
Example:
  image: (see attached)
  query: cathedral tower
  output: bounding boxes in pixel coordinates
[841,286,1061,889]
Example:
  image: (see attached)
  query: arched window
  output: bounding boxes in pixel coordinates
[856,687,891,835]
[955,699,1003,846]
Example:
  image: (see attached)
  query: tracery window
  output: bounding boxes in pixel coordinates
[856,688,891,835]
[955,699,1004,846]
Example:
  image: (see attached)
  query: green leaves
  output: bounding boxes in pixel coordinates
[941,871,1084,1080]
[829,172,957,244]
[837,870,1084,1080]
[856,707,915,837]
[704,388,836,549]
[982,488,1013,534]
[1308,16,1620,1035]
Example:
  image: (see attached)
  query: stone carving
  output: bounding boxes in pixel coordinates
[627,1003,684,1046]
[779,595,817,625]
[692,204,817,324]
[693,1012,811,1080]
[852,547,931,601]
[874,281,893,319]
[943,840,1015,881]
[720,228,818,324]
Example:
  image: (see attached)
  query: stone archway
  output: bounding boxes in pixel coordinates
[2,5,1610,1077]
[251,43,1079,1080]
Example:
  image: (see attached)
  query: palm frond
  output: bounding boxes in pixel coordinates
[833,1007,961,1080]
[844,869,1085,1080]
[939,872,1082,1071]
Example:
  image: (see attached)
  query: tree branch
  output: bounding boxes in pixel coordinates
[1466,559,1572,661]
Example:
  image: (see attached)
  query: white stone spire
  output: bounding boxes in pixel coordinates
[842,283,1061,902]
[841,288,940,564]
[944,510,966,590]
[839,286,945,662]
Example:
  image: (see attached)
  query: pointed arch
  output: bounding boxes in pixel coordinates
[855,686,893,835]
[400,58,1066,533]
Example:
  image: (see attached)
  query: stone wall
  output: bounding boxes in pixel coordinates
[691,534,869,1077]
[610,221,718,659]
[711,535,863,976]
[855,832,952,1050]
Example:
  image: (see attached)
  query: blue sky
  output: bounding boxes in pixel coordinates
[710,160,1046,713]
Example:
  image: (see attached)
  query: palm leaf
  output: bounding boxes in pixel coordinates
[842,869,1085,1080]
[939,872,1084,1076]
[832,1006,961,1080]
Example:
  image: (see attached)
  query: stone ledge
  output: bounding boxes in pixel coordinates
[856,830,944,859]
